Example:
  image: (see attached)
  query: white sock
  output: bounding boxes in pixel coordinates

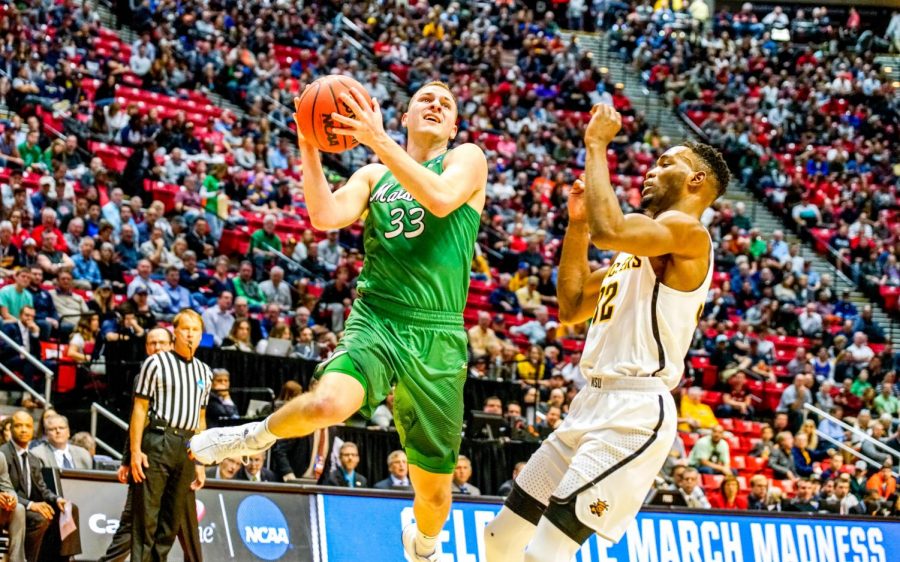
[524,517,582,562]
[415,529,438,556]
[484,507,537,562]
[248,417,278,448]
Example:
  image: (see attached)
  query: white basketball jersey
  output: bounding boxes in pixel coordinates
[579,237,713,390]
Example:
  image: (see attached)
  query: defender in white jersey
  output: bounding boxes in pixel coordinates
[484,104,731,562]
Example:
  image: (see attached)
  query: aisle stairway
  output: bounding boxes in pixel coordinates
[560,29,900,349]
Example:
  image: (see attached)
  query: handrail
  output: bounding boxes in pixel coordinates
[90,402,127,460]
[815,430,898,477]
[0,328,54,405]
[804,403,900,460]
[0,362,51,408]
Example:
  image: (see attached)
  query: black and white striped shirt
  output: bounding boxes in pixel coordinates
[134,351,213,431]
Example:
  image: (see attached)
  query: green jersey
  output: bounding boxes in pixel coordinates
[356,153,480,313]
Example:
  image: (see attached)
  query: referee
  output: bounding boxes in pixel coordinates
[129,310,211,561]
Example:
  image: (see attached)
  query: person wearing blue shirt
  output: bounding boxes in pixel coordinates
[321,442,367,488]
[27,266,59,338]
[71,237,102,289]
[160,266,192,320]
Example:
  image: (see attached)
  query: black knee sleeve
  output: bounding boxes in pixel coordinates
[504,482,547,526]
[544,497,594,546]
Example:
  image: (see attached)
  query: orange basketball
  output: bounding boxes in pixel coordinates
[294,75,373,153]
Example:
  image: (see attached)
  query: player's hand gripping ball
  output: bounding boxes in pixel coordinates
[293,75,374,153]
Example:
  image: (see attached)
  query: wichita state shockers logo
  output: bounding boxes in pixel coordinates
[589,499,609,518]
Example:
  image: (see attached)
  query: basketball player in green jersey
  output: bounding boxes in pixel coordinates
[187,81,487,561]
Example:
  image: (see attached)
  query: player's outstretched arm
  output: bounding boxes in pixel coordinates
[331,89,488,217]
[293,97,374,231]
[558,178,608,324]
[583,104,707,258]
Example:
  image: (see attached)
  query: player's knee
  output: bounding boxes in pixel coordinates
[416,482,452,510]
[305,397,344,424]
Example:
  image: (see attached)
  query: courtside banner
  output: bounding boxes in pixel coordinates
[62,476,314,561]
[319,494,900,562]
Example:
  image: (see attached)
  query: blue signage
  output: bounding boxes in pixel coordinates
[319,494,900,562]
[236,495,291,560]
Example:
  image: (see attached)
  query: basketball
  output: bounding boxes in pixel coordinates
[294,75,373,153]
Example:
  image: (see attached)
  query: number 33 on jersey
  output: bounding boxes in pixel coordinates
[355,154,481,313]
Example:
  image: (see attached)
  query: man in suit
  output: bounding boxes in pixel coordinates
[320,442,367,488]
[205,457,242,480]
[205,369,240,428]
[0,306,42,389]
[29,415,92,471]
[374,450,411,490]
[451,455,481,496]
[235,452,278,483]
[0,452,27,562]
[2,410,72,562]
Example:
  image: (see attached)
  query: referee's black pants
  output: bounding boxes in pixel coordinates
[131,427,198,562]
[100,484,202,562]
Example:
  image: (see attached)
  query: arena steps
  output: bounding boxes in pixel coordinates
[562,29,900,350]
[874,54,900,82]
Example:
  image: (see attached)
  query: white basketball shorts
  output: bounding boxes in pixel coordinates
[514,376,676,543]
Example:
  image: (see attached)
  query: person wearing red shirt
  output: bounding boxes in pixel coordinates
[709,476,749,510]
[30,207,68,253]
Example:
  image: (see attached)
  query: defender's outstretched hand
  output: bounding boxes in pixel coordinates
[585,103,622,148]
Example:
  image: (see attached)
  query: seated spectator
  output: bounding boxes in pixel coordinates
[717,372,754,419]
[30,414,92,470]
[201,291,234,347]
[221,319,254,352]
[776,375,812,432]
[866,458,897,500]
[206,369,240,428]
[749,423,775,459]
[824,475,865,515]
[374,451,411,490]
[292,327,322,360]
[769,431,799,481]
[317,266,352,332]
[747,475,769,510]
[678,467,710,509]
[321,442,367,488]
[371,389,394,430]
[0,306,43,388]
[677,387,718,433]
[468,312,499,358]
[259,266,292,311]
[126,260,171,315]
[3,410,78,561]
[451,455,480,496]
[509,306,552,345]
[873,384,900,419]
[709,475,747,510]
[516,345,548,387]
[860,421,893,467]
[498,462,526,497]
[489,274,520,313]
[783,478,820,512]
[67,313,102,373]
[791,433,818,478]
[205,457,242,480]
[257,320,292,356]
[535,406,563,441]
[236,452,278,483]
[514,276,543,316]
[688,425,734,476]
[0,268,33,322]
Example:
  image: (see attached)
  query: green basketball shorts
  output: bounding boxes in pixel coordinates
[316,296,468,474]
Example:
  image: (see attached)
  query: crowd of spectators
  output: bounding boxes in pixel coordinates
[0,0,897,516]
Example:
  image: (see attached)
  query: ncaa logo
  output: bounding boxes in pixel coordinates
[236,495,290,560]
